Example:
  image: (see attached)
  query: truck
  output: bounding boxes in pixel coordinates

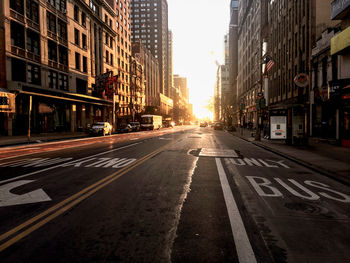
[140,115,162,130]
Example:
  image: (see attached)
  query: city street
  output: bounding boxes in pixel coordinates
[0,126,349,263]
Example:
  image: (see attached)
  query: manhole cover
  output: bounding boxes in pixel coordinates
[199,148,238,158]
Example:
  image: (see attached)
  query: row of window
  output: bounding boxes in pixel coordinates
[133,2,157,7]
[74,5,87,27]
[133,18,158,23]
[47,11,68,41]
[11,57,68,90]
[75,28,87,50]
[75,53,88,73]
[132,13,157,18]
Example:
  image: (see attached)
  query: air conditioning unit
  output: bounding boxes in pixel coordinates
[62,9,67,14]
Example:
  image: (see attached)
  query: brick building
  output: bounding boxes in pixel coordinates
[0,0,131,135]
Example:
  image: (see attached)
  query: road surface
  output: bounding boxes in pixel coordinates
[0,126,349,262]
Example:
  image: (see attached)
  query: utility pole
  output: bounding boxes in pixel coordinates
[27,96,32,142]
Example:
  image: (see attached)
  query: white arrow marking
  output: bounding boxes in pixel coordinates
[0,180,51,207]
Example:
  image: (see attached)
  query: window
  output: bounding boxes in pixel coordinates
[89,0,98,15]
[27,63,41,85]
[74,28,80,46]
[106,50,109,64]
[59,45,68,66]
[11,58,26,82]
[47,12,56,33]
[48,40,57,61]
[81,12,86,27]
[76,78,87,94]
[82,34,87,49]
[74,5,79,22]
[110,36,113,48]
[26,29,40,56]
[58,19,67,40]
[59,73,68,90]
[10,0,24,14]
[57,0,66,13]
[75,52,81,70]
[48,70,58,89]
[11,21,25,49]
[26,0,39,23]
[110,54,113,66]
[105,33,109,46]
[83,56,87,73]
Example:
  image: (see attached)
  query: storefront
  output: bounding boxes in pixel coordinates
[8,88,113,136]
[0,89,16,136]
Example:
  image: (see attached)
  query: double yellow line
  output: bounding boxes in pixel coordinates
[0,140,174,252]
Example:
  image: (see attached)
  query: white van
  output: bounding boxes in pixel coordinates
[140,115,162,130]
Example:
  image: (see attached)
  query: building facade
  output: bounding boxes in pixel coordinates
[330,0,350,146]
[229,0,239,126]
[214,66,221,122]
[130,0,169,97]
[267,0,336,143]
[129,54,145,122]
[132,40,160,110]
[237,0,268,128]
[173,74,189,123]
[1,0,132,135]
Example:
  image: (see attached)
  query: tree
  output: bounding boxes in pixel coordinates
[204,96,214,113]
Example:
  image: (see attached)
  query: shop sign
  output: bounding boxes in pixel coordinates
[0,91,15,113]
[270,116,287,139]
[294,73,309,88]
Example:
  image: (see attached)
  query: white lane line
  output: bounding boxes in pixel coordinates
[0,142,142,184]
[215,158,257,263]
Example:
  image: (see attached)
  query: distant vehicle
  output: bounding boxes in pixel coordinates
[118,124,133,133]
[129,122,141,132]
[163,119,175,128]
[214,122,224,130]
[141,115,162,130]
[89,122,112,136]
[200,121,208,127]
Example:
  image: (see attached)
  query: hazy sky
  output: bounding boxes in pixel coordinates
[168,0,231,119]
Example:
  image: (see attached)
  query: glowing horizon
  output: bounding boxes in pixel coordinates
[168,0,230,119]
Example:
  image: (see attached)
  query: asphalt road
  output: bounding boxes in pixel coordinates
[0,126,349,263]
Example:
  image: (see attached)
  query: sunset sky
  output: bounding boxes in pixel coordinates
[168,0,231,119]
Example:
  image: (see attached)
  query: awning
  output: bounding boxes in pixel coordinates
[331,26,350,55]
[0,90,16,113]
[17,90,113,107]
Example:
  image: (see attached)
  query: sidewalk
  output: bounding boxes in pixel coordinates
[231,128,350,185]
[0,132,89,147]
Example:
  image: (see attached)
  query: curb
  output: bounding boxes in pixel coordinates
[232,133,350,187]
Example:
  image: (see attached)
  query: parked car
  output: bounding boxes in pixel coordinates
[129,122,141,132]
[118,124,133,133]
[200,121,208,127]
[214,122,224,130]
[89,122,112,136]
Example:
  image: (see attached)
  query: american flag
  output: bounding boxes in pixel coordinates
[265,56,275,73]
